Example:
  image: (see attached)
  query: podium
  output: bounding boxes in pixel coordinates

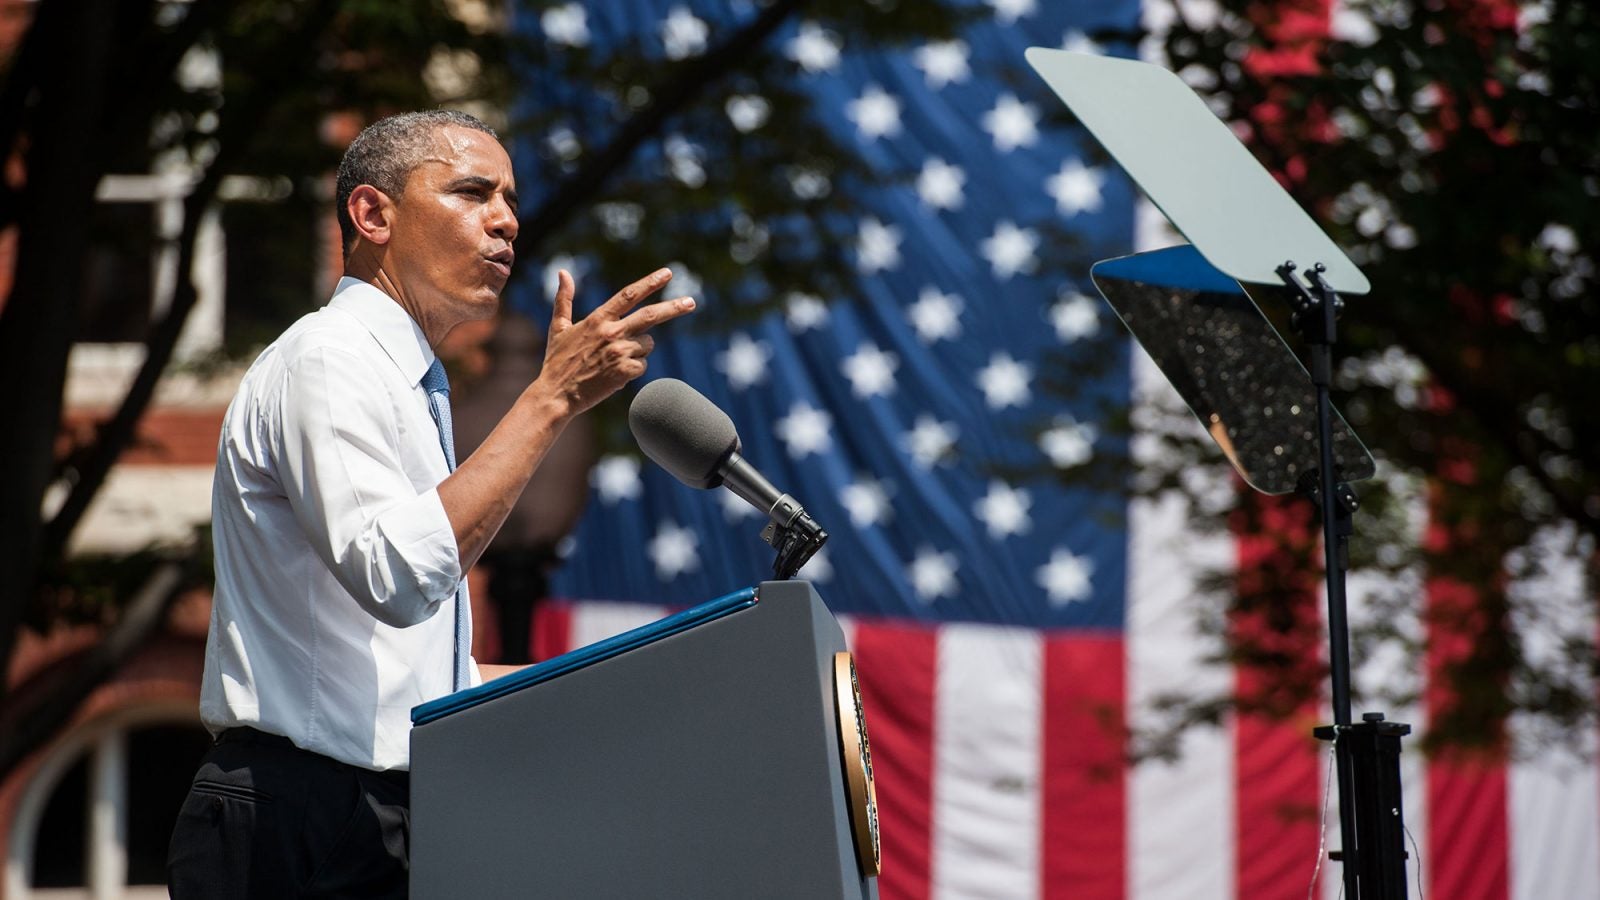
[409,580,880,899]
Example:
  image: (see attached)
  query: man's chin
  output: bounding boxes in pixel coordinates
[468,293,502,320]
[473,280,506,309]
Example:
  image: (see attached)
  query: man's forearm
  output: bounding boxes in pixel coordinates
[436,383,574,573]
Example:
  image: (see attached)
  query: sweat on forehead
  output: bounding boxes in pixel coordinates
[420,126,482,161]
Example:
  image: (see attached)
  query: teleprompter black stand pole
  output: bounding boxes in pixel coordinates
[1280,262,1411,900]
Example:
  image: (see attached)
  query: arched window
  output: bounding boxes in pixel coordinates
[5,705,210,899]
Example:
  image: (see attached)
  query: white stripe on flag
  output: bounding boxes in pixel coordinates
[1127,486,1237,900]
[1508,523,1600,900]
[567,600,670,649]
[1346,473,1429,898]
[1510,749,1600,900]
[836,614,859,652]
[932,623,1043,900]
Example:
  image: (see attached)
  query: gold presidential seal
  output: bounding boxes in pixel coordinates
[834,651,881,877]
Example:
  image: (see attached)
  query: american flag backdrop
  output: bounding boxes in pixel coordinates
[509,1,1600,897]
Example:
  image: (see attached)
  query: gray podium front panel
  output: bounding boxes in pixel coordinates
[411,581,878,899]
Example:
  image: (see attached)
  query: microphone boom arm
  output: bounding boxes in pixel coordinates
[722,451,828,579]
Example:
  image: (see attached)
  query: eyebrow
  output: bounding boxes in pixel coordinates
[444,175,519,211]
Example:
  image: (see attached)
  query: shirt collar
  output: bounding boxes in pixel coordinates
[328,276,435,387]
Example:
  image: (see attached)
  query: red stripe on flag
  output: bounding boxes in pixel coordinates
[1042,634,1126,900]
[532,598,574,662]
[1425,754,1507,900]
[1232,494,1325,900]
[1423,471,1510,900]
[1425,573,1509,900]
[1233,709,1323,899]
[853,618,938,900]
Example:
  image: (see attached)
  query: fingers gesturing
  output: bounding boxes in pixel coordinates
[550,269,577,332]
[539,267,697,416]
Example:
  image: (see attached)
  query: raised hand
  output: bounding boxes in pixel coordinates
[534,267,697,418]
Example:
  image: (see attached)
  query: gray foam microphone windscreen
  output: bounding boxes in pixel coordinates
[628,378,740,489]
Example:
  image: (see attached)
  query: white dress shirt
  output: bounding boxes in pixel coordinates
[201,277,479,771]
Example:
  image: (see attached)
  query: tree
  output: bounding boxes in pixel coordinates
[1124,0,1598,756]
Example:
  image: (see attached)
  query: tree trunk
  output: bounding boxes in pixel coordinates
[0,0,121,710]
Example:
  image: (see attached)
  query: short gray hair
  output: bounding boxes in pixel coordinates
[335,109,499,255]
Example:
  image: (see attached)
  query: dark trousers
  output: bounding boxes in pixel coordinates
[167,728,411,899]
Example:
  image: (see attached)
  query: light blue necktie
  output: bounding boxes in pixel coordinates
[422,358,472,692]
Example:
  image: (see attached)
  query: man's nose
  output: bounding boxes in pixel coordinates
[488,194,519,241]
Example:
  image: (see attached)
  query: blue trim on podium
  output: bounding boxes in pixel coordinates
[412,586,759,726]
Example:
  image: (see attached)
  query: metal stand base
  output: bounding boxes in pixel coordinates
[1316,713,1413,898]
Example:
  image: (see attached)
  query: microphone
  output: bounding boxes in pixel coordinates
[629,378,827,579]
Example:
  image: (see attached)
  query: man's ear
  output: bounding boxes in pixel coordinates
[348,184,395,246]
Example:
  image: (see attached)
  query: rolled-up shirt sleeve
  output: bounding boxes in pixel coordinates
[274,344,461,628]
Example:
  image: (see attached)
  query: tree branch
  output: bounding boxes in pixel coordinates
[1365,303,1600,540]
[513,0,808,262]
[39,0,344,565]
[0,0,232,231]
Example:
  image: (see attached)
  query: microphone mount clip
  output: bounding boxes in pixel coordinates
[758,495,828,580]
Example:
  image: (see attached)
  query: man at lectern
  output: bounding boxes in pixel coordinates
[167,109,697,898]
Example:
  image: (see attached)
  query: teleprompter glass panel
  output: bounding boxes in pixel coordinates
[1092,244,1374,495]
[1026,48,1369,295]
